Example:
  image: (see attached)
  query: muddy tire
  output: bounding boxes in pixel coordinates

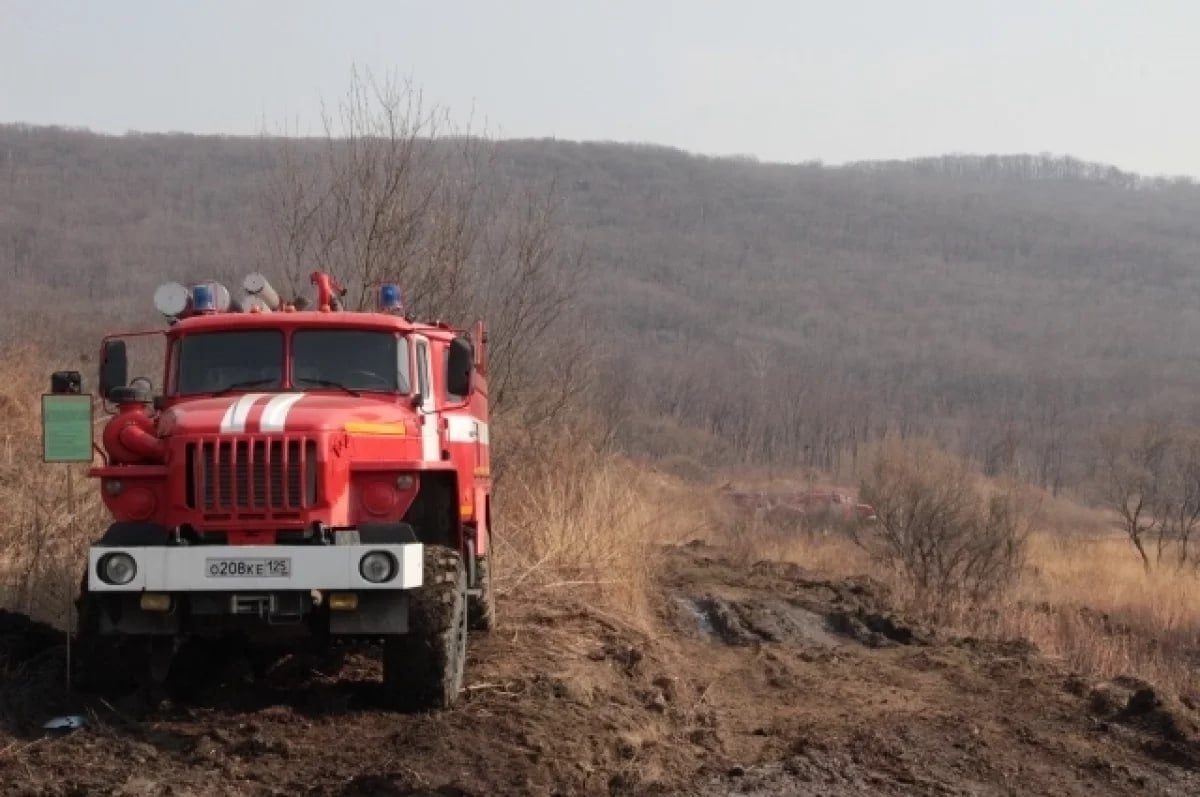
[160,637,223,704]
[72,571,146,695]
[381,545,467,711]
[468,551,496,632]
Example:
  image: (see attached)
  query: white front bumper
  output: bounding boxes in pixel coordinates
[87,543,424,592]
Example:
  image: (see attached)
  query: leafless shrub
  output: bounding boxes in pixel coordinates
[855,437,1031,606]
[1095,422,1200,572]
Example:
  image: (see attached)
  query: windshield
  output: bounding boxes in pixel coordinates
[293,329,410,392]
[173,329,410,395]
[175,331,283,395]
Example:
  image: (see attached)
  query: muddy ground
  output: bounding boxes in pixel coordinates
[2,542,1199,796]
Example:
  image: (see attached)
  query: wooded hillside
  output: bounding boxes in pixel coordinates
[4,123,1200,491]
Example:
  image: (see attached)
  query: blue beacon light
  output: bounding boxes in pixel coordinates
[379,284,403,312]
[191,283,216,313]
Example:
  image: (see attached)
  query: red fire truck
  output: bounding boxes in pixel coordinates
[54,272,493,710]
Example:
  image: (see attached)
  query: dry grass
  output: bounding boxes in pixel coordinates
[711,464,856,498]
[724,483,1200,696]
[1025,487,1115,538]
[704,509,872,575]
[494,435,710,627]
[999,532,1200,694]
[0,344,105,629]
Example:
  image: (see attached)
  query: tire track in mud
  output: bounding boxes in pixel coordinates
[677,594,919,650]
[659,542,1200,797]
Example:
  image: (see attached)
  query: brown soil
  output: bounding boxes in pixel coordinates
[2,542,1199,796]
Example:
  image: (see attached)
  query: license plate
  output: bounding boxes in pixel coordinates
[205,557,292,578]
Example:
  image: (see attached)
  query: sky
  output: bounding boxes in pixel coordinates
[3,0,1200,177]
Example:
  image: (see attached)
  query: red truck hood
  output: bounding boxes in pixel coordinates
[159,393,416,437]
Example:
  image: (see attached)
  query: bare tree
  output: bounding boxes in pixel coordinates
[1172,436,1200,565]
[260,68,585,435]
[1145,433,1200,567]
[1096,422,1172,572]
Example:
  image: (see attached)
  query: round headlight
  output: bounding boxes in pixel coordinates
[122,487,158,521]
[361,481,397,516]
[359,551,396,584]
[100,553,137,585]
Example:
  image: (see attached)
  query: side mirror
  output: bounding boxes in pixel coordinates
[99,340,128,399]
[446,336,473,398]
[50,371,82,395]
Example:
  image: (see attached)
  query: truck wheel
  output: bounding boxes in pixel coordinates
[468,552,496,632]
[160,637,214,704]
[382,545,467,710]
[72,571,145,695]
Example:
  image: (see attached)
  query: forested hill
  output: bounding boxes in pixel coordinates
[4,123,1200,489]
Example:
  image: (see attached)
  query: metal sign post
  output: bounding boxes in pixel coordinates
[41,392,95,690]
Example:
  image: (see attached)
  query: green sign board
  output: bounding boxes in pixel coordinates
[42,394,94,463]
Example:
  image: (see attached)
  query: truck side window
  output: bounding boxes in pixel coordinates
[166,339,180,394]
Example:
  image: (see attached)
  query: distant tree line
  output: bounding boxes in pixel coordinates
[6,121,1200,498]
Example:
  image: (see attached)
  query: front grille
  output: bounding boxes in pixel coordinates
[186,437,318,513]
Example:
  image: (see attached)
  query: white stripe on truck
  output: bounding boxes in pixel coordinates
[259,393,306,432]
[220,393,269,433]
[446,415,489,445]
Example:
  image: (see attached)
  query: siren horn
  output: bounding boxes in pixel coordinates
[243,272,282,311]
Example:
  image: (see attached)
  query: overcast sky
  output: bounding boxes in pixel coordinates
[3,0,1199,176]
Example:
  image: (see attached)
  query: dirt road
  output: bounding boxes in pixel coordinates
[2,542,1198,796]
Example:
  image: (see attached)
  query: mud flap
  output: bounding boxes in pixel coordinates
[329,592,410,634]
[101,594,180,635]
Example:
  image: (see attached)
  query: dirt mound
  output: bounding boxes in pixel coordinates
[677,594,921,650]
[1082,675,1200,768]
[1,544,1199,795]
[0,609,71,734]
[0,609,63,668]
[665,542,928,652]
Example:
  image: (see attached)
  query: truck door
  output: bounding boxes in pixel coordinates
[412,335,439,462]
